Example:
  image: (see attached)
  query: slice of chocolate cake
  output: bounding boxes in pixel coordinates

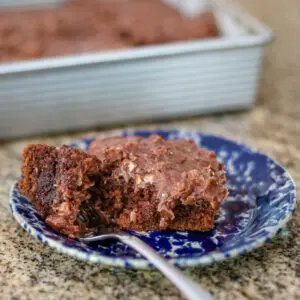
[88,135,228,232]
[19,135,228,238]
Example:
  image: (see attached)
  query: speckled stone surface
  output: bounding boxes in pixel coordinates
[1,1,300,299]
[1,107,299,300]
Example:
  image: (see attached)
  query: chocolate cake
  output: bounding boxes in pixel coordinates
[19,144,103,237]
[0,0,219,63]
[19,135,228,238]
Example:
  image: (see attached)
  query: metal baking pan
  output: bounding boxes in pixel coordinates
[0,0,273,139]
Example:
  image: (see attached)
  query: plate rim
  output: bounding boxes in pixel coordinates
[10,129,297,269]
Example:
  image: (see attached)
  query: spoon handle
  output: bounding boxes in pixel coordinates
[119,234,213,300]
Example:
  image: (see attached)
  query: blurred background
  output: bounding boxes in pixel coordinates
[0,0,299,138]
[239,0,300,118]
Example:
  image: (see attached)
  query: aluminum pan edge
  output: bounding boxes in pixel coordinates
[0,34,273,75]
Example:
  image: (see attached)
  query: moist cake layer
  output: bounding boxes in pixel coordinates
[19,144,103,237]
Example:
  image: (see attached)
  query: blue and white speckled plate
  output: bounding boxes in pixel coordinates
[10,129,296,269]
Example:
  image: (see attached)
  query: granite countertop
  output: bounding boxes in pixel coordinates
[1,107,299,300]
[1,1,300,299]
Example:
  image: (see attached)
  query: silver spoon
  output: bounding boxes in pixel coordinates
[80,229,213,300]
